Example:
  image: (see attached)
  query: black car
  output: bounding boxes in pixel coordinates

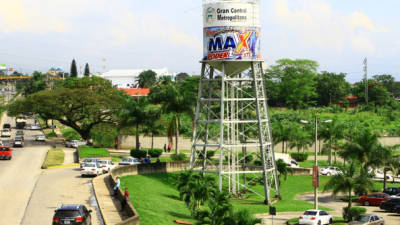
[53,204,92,225]
[380,198,400,212]
[383,187,400,195]
[3,123,11,130]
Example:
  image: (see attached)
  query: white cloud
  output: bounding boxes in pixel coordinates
[272,0,387,54]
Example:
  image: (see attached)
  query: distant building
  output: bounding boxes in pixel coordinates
[47,67,64,77]
[100,68,175,88]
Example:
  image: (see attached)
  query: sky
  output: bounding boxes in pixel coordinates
[0,0,399,82]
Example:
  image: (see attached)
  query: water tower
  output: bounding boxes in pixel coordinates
[189,0,280,204]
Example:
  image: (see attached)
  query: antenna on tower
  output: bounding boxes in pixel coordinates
[102,58,106,73]
[364,58,368,107]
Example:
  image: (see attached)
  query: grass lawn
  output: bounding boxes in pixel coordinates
[44,131,58,138]
[121,174,333,225]
[78,146,109,158]
[43,148,64,168]
[298,160,343,168]
[111,155,173,163]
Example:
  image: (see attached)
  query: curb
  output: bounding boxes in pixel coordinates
[47,163,80,169]
[92,175,110,225]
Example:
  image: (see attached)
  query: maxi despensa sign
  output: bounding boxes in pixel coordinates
[203,0,260,61]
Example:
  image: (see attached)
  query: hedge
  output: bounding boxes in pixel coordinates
[290,152,308,162]
[342,206,366,221]
[130,149,163,159]
[170,153,187,161]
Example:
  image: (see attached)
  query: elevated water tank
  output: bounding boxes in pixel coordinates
[203,0,261,75]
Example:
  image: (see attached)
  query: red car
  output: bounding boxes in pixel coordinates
[0,146,12,160]
[359,192,391,206]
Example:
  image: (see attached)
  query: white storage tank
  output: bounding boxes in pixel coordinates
[203,0,261,75]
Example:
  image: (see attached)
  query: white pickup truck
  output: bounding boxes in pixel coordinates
[274,153,299,168]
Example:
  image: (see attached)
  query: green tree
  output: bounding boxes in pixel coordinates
[70,59,78,78]
[137,70,157,88]
[118,97,153,151]
[150,82,196,154]
[352,80,390,106]
[289,125,312,152]
[8,77,124,140]
[142,107,163,150]
[266,59,318,109]
[320,118,345,165]
[175,72,190,83]
[316,71,350,106]
[84,63,90,77]
[276,159,293,181]
[272,121,292,153]
[371,145,400,190]
[373,74,395,94]
[21,71,47,96]
[324,161,374,221]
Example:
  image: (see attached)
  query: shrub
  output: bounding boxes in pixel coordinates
[170,153,187,161]
[342,206,366,221]
[130,149,147,159]
[45,131,58,138]
[200,150,216,160]
[290,153,308,162]
[148,149,163,158]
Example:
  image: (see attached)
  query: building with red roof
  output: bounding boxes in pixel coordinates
[119,88,150,98]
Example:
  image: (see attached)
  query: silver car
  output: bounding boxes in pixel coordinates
[80,158,99,168]
[118,157,141,166]
[348,214,384,225]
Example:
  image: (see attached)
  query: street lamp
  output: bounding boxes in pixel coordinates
[300,117,332,210]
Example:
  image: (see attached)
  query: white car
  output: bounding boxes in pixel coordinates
[30,124,41,130]
[98,160,116,173]
[370,169,392,180]
[118,157,141,166]
[299,210,332,225]
[34,134,46,141]
[1,129,11,137]
[80,163,102,177]
[320,166,342,176]
[80,158,100,168]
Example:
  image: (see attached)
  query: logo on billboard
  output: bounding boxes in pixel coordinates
[206,7,216,23]
[204,27,260,61]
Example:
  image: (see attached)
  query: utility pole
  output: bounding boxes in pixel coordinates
[363,58,368,107]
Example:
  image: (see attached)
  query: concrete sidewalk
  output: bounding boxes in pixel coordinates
[93,174,130,225]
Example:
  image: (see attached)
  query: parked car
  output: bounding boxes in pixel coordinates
[80,158,99,168]
[118,157,141,166]
[1,129,11,137]
[359,193,391,206]
[379,198,400,212]
[3,123,11,130]
[0,146,12,160]
[16,130,24,140]
[320,166,342,176]
[383,186,400,196]
[13,136,24,147]
[348,214,384,225]
[372,169,392,180]
[298,209,332,225]
[52,204,92,225]
[35,134,46,141]
[65,140,86,148]
[30,124,41,130]
[98,160,116,173]
[390,193,400,198]
[80,163,102,177]
[394,205,400,213]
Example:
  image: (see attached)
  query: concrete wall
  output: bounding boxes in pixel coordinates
[118,135,400,153]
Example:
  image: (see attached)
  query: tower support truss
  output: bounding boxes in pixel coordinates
[190,61,280,204]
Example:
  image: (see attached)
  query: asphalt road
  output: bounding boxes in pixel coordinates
[0,114,48,225]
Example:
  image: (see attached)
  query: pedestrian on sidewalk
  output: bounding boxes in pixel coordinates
[163,144,167,153]
[113,176,120,196]
[120,188,130,211]
[167,143,171,153]
[114,139,118,149]
[144,156,149,164]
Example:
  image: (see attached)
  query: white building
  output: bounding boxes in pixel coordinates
[100,68,175,88]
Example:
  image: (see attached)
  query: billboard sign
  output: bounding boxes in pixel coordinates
[203,0,260,61]
[0,64,6,70]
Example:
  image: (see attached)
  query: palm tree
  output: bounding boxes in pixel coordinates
[324,161,374,221]
[151,82,196,154]
[276,159,293,182]
[118,97,151,150]
[371,145,400,190]
[196,190,233,225]
[319,118,345,165]
[272,121,292,153]
[341,129,380,169]
[289,125,312,153]
[142,107,163,150]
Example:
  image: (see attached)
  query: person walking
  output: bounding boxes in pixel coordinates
[120,188,130,211]
[163,144,167,153]
[167,143,171,153]
[113,176,120,196]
